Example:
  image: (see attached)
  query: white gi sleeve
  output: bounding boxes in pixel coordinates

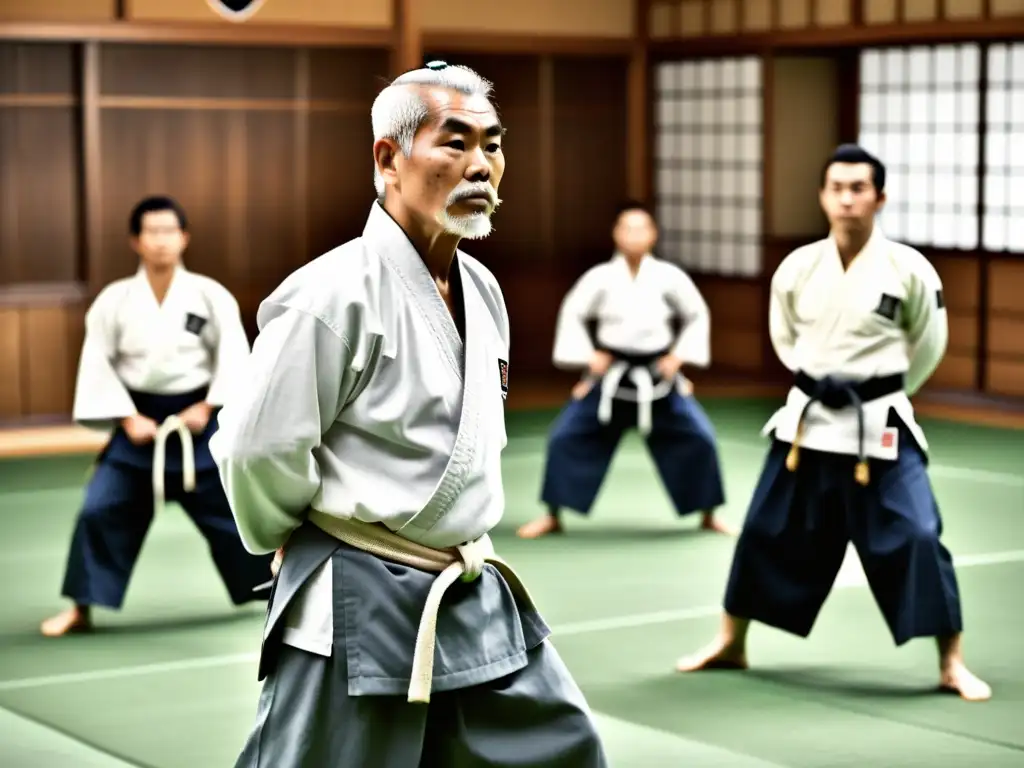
[551,269,604,368]
[72,285,137,430]
[902,254,948,397]
[665,266,711,367]
[210,302,360,554]
[768,255,801,372]
[202,284,252,407]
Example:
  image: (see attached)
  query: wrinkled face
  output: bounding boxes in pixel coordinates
[819,162,885,232]
[613,209,658,257]
[132,210,189,269]
[379,87,505,239]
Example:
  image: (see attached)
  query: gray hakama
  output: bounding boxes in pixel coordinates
[234,523,608,767]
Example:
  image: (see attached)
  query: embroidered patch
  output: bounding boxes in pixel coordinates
[874,293,901,321]
[936,289,945,309]
[498,359,508,400]
[881,428,898,451]
[185,312,208,335]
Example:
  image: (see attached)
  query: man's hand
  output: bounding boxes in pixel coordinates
[656,353,684,382]
[270,547,284,577]
[179,402,213,434]
[588,350,613,377]
[121,414,158,445]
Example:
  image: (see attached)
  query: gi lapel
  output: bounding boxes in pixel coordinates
[400,254,487,535]
[137,266,187,389]
[362,203,464,379]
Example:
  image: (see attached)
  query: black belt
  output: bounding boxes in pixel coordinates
[786,371,904,485]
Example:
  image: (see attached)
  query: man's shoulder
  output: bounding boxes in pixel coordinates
[257,238,382,329]
[184,271,238,305]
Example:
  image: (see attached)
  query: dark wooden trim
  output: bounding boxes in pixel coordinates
[94,95,365,111]
[294,49,310,270]
[0,20,392,47]
[538,56,555,259]
[649,17,1024,57]
[391,0,422,76]
[0,282,88,307]
[760,51,776,374]
[851,0,864,26]
[628,0,651,202]
[976,49,988,392]
[422,31,633,56]
[115,0,126,21]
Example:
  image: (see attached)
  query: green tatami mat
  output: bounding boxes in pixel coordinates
[0,398,1022,767]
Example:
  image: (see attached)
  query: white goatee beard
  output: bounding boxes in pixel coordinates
[437,210,494,239]
[436,182,501,240]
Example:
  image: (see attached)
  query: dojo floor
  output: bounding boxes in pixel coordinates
[1,398,1023,767]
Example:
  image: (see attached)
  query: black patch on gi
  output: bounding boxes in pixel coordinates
[936,289,945,309]
[498,359,508,400]
[874,293,901,321]
[210,0,259,12]
[185,313,208,335]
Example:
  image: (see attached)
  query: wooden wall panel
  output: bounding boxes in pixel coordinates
[991,0,1024,17]
[779,0,812,28]
[420,0,633,37]
[127,0,391,27]
[770,57,836,237]
[696,278,765,371]
[0,0,114,22]
[816,0,852,25]
[0,286,85,422]
[0,43,81,287]
[986,259,1024,397]
[0,308,22,419]
[947,0,985,18]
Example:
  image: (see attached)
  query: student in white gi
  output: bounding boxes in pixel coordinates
[674,145,991,702]
[41,196,274,638]
[211,62,607,766]
[518,202,731,539]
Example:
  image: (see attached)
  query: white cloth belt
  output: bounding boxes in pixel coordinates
[306,510,538,704]
[152,415,195,515]
[596,361,683,436]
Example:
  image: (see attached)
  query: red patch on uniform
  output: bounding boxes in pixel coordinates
[881,431,894,448]
[498,359,508,399]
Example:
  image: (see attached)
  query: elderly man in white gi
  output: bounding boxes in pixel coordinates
[42,195,274,638]
[518,202,731,539]
[675,144,991,702]
[211,62,608,766]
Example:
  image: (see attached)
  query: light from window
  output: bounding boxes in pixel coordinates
[983,42,1024,253]
[858,44,981,250]
[653,57,763,276]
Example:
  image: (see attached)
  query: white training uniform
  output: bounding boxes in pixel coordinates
[551,252,711,369]
[762,226,947,461]
[72,265,251,430]
[210,202,510,658]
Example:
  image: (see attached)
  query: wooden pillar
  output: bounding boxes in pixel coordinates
[627,0,651,203]
[391,0,422,77]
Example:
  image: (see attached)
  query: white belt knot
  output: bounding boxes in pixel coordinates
[306,512,536,705]
[152,415,195,515]
[596,362,685,436]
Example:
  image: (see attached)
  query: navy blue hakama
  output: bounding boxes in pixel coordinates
[723,416,963,646]
[59,387,273,610]
[540,380,726,518]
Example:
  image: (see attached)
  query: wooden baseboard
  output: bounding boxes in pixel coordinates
[2,378,1021,460]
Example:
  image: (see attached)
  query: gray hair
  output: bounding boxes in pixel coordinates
[371,62,494,199]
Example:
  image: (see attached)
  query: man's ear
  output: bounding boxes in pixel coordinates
[374,138,401,187]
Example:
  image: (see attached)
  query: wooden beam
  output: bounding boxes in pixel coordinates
[628,0,652,202]
[0,20,391,47]
[81,41,102,297]
[538,57,555,259]
[0,283,87,307]
[649,15,1024,56]
[421,32,632,57]
[391,0,422,76]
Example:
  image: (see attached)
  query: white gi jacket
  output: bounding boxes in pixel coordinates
[762,227,947,460]
[210,202,511,656]
[72,266,250,430]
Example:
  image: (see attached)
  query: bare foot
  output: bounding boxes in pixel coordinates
[675,638,748,672]
[700,512,737,536]
[41,606,91,638]
[517,515,563,539]
[940,662,992,701]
